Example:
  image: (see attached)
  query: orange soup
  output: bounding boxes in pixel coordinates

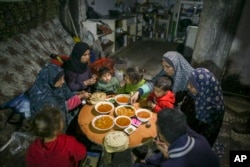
[117,96,129,103]
[116,117,130,126]
[97,104,112,112]
[137,111,150,118]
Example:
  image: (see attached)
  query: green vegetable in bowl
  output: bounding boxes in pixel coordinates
[109,98,115,103]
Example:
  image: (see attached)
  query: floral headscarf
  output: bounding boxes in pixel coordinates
[162,51,194,93]
[29,64,74,125]
[188,68,224,123]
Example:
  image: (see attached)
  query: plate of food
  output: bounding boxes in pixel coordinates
[92,115,114,131]
[115,94,130,105]
[124,125,137,135]
[115,105,136,117]
[95,101,115,114]
[88,92,107,105]
[105,97,116,104]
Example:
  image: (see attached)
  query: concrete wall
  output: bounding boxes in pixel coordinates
[225,0,250,85]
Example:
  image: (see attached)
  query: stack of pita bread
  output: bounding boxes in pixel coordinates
[87,92,106,104]
[103,131,129,153]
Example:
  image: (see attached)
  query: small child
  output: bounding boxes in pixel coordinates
[117,66,146,97]
[26,107,87,167]
[147,75,175,113]
[95,66,120,94]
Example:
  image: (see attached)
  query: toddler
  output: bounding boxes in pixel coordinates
[117,67,146,97]
[26,107,87,167]
[147,75,175,112]
[95,66,120,94]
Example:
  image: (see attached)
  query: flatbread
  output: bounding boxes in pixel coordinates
[88,92,106,104]
[104,131,129,153]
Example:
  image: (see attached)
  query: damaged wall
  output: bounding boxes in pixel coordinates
[225,0,250,85]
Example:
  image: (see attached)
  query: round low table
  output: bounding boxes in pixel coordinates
[78,102,157,149]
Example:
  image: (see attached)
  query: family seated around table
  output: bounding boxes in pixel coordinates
[8,40,224,166]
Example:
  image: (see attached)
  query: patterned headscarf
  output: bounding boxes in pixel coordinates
[29,64,74,125]
[162,51,194,93]
[188,68,224,123]
[63,42,90,73]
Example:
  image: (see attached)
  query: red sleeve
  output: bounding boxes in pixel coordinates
[66,95,81,111]
[26,143,39,167]
[69,137,87,162]
[153,104,161,113]
[147,92,154,101]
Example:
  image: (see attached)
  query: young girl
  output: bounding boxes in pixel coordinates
[26,107,87,167]
[95,66,120,94]
[147,76,175,113]
[117,67,146,98]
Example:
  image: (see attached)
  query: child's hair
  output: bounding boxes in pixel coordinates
[154,75,173,91]
[31,107,64,139]
[98,66,111,77]
[125,66,144,84]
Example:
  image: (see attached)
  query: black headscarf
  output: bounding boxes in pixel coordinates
[63,42,90,73]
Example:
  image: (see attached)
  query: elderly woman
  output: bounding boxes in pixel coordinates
[182,68,225,146]
[29,63,88,126]
[63,42,97,93]
[131,51,193,104]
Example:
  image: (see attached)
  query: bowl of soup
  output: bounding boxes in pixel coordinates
[115,94,130,105]
[135,108,152,122]
[115,105,136,117]
[92,115,114,131]
[95,101,115,114]
[114,116,131,129]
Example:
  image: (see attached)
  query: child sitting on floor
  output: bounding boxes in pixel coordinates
[147,75,175,113]
[26,107,87,167]
[95,66,120,94]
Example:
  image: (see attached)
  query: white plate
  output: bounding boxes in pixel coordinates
[124,125,137,135]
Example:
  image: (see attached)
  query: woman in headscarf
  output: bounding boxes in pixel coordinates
[182,68,225,146]
[29,63,88,126]
[63,42,97,93]
[130,51,193,105]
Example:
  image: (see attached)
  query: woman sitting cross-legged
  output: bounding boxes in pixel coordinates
[63,42,97,93]
[29,63,88,126]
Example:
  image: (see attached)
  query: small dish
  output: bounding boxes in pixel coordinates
[105,98,116,104]
[95,101,115,114]
[114,115,132,129]
[124,125,137,135]
[115,94,131,105]
[135,108,152,122]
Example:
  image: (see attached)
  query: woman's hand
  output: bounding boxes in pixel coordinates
[84,77,97,86]
[130,91,139,104]
[78,91,91,99]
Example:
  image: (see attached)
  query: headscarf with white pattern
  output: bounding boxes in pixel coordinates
[188,68,224,124]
